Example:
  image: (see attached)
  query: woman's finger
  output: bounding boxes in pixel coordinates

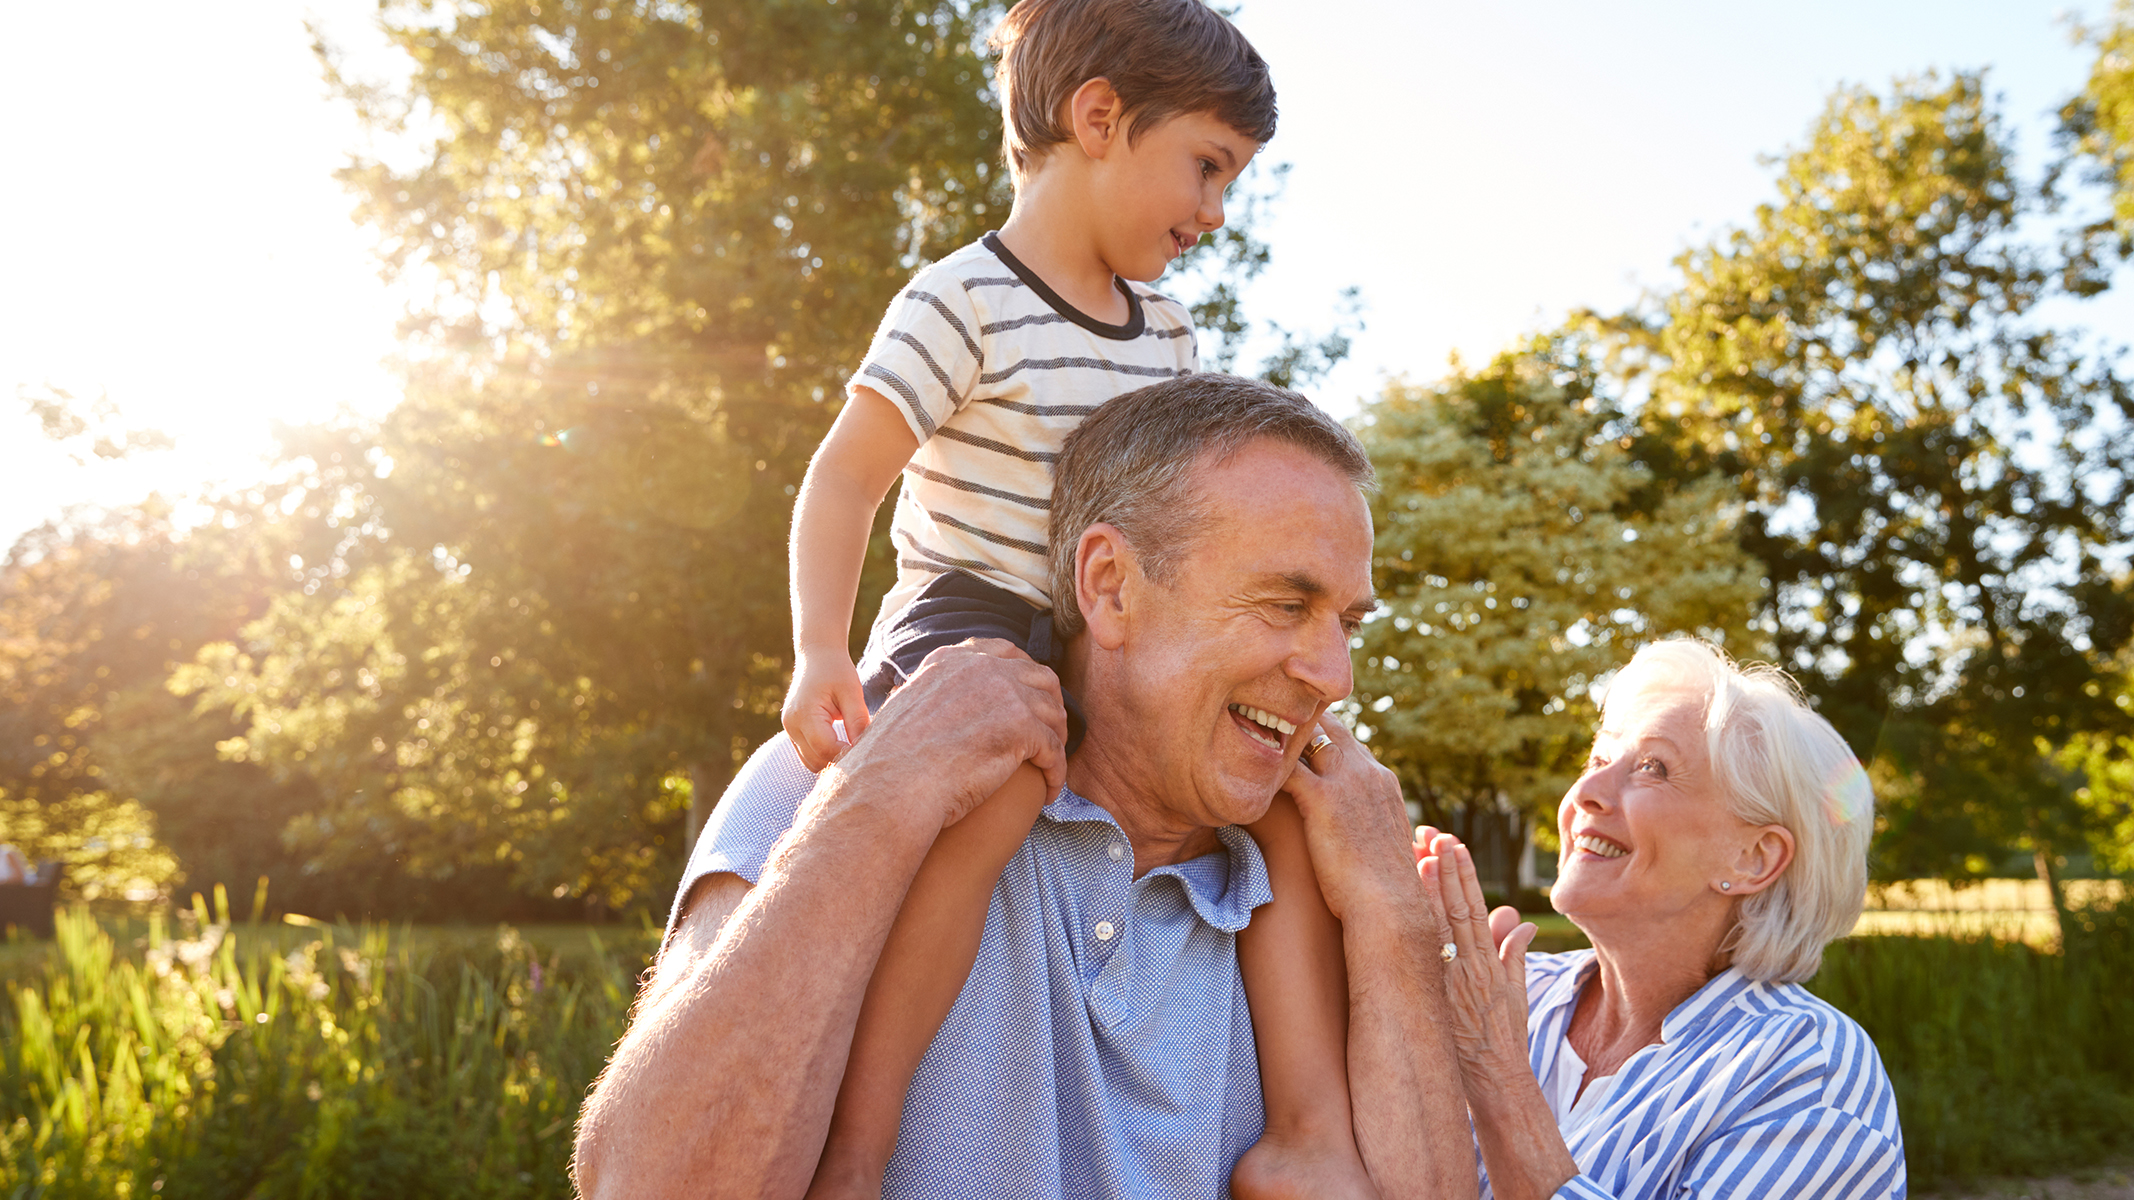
[1488,905,1522,949]
[1503,920,1537,1000]
[1428,846,1485,966]
[1412,824,1439,863]
[1453,844,1493,933]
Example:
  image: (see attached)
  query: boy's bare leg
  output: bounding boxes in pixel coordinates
[804,763,1052,1200]
[1231,792,1378,1200]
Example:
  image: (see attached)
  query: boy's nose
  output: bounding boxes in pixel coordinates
[1201,188,1225,231]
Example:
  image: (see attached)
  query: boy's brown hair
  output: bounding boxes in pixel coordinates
[989,0,1277,180]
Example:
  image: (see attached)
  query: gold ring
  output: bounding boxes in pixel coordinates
[1300,732,1334,764]
[1441,942,1458,963]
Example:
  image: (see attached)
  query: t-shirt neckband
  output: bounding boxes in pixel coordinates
[982,231,1145,341]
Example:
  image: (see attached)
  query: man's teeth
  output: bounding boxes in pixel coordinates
[1229,704,1296,750]
[1572,834,1628,859]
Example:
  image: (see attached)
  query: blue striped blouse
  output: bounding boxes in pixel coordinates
[1483,950,1907,1200]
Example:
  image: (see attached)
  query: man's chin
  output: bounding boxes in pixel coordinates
[1207,775,1285,828]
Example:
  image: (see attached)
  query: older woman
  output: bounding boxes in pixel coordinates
[1420,638,1906,1200]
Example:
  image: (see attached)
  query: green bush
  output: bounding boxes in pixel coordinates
[1807,889,2134,1188]
[0,895,648,1197]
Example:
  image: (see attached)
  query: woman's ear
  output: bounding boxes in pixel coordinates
[1068,77,1124,160]
[1727,825,1797,896]
[1076,523,1132,651]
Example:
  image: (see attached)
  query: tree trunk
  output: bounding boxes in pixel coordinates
[2034,844,2072,953]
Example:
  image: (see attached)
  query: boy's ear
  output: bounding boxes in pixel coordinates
[1075,522,1133,651]
[1068,77,1125,159]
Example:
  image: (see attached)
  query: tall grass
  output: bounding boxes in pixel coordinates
[1807,891,2134,1188]
[0,892,644,1198]
[5,890,2129,1195]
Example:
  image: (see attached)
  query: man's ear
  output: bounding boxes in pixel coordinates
[1075,523,1133,651]
[1727,824,1797,897]
[1068,77,1124,160]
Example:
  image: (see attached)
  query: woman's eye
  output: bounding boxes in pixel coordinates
[1636,756,1668,778]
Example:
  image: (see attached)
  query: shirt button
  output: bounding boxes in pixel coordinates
[1094,920,1117,941]
[1107,843,1125,862]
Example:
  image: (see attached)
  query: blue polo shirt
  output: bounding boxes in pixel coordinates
[674,736,1272,1198]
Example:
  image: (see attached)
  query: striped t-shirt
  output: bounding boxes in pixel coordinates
[1488,951,1907,1200]
[851,232,1198,626]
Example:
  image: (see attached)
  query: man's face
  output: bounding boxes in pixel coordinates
[1109,438,1375,830]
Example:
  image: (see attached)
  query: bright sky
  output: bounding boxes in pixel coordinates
[2,0,2126,552]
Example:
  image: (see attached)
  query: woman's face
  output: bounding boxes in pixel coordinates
[1550,669,1762,932]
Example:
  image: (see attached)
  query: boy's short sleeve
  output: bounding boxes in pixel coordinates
[849,267,986,445]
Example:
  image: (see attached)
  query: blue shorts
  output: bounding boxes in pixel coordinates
[856,571,1087,755]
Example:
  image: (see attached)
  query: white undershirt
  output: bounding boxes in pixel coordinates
[1541,1037,1625,1145]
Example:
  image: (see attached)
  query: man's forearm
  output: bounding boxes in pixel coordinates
[574,769,939,1200]
[1343,895,1480,1200]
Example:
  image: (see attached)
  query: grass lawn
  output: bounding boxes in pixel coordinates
[1513,877,2128,952]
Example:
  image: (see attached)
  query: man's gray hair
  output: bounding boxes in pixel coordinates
[1047,373,1374,639]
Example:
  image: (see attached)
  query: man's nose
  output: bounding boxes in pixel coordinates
[1289,615,1353,703]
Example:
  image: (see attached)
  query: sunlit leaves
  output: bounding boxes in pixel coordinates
[1634,72,2134,881]
[1351,336,1762,879]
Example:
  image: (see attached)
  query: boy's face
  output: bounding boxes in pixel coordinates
[1091,110,1259,283]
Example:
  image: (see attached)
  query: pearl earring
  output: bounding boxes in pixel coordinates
[1720,881,1733,892]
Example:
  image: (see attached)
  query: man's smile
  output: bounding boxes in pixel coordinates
[1227,702,1297,752]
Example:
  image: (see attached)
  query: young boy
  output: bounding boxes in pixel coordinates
[782,2,1370,1196]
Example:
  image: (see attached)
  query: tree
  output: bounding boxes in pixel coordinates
[182,0,1347,915]
[2063,0,2134,245]
[1621,73,2134,905]
[1350,336,1762,892]
[0,507,281,908]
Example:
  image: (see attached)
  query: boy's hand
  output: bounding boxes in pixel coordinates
[782,650,871,772]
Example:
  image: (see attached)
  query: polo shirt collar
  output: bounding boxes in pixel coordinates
[1041,787,1273,934]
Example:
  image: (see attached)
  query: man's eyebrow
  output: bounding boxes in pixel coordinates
[1275,571,1325,597]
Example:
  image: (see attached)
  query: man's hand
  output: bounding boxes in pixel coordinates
[835,637,1070,830]
[1280,718,1478,1200]
[1280,718,1429,926]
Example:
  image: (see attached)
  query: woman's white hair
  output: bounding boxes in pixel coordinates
[1612,637,1873,984]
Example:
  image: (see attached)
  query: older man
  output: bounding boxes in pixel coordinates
[573,375,1471,1199]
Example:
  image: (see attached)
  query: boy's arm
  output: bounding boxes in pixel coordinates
[785,386,923,768]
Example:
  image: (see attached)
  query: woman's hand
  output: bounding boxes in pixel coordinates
[1416,830,1539,1084]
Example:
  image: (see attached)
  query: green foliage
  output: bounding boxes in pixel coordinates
[0,901,649,1197]
[1350,335,1763,881]
[175,0,1017,912]
[1807,890,2134,1186]
[0,509,298,910]
[0,790,173,909]
[1614,72,2134,884]
[2063,0,2134,244]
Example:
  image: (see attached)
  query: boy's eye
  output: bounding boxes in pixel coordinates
[1200,158,1218,178]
